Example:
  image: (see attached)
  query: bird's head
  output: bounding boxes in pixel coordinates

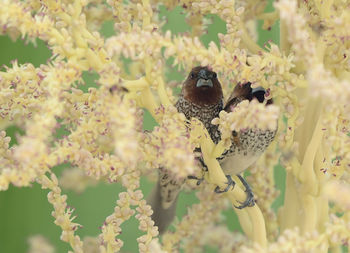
[182,66,223,106]
[224,82,273,111]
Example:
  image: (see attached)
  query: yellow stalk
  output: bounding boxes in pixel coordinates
[198,123,267,247]
[316,38,326,64]
[278,171,301,231]
[144,58,153,84]
[314,145,330,233]
[225,190,266,246]
[107,244,113,253]
[139,87,160,121]
[247,205,266,246]
[279,20,291,54]
[335,69,350,80]
[294,97,321,171]
[142,0,151,28]
[315,0,334,19]
[256,11,279,22]
[123,77,149,91]
[211,140,227,158]
[316,194,329,232]
[299,194,317,234]
[123,76,160,121]
[200,137,229,187]
[240,23,263,54]
[298,113,323,195]
[234,208,253,238]
[315,141,328,189]
[290,157,301,177]
[157,77,172,107]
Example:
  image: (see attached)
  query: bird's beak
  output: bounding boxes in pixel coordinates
[196,78,213,87]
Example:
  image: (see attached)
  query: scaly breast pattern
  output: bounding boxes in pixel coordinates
[219,129,276,175]
[175,95,223,144]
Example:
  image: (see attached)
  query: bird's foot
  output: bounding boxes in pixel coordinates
[187,175,204,186]
[234,174,255,209]
[214,175,235,193]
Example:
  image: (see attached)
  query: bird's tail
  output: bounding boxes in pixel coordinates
[148,178,178,234]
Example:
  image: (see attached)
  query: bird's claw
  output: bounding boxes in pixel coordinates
[214,175,235,193]
[234,175,255,209]
[187,175,204,186]
[234,189,255,209]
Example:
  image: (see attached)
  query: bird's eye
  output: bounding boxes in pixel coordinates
[190,72,196,79]
[213,72,217,79]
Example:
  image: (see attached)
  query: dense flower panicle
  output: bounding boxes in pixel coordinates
[190,0,243,53]
[212,99,279,149]
[326,214,350,248]
[0,131,12,171]
[276,0,350,118]
[59,167,98,193]
[37,173,84,252]
[84,4,113,32]
[162,185,226,252]
[27,235,55,253]
[276,0,316,65]
[99,181,158,253]
[82,236,100,253]
[325,181,350,212]
[147,239,167,253]
[106,29,300,98]
[235,0,267,22]
[238,227,328,253]
[270,0,350,249]
[136,200,160,253]
[93,90,142,168]
[0,0,349,252]
[141,106,197,179]
[183,225,246,253]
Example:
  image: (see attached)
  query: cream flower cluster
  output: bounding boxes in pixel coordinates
[59,167,99,193]
[212,99,279,149]
[142,106,197,179]
[38,173,84,252]
[0,0,349,252]
[99,173,159,253]
[162,185,226,252]
[0,131,11,171]
[28,235,55,253]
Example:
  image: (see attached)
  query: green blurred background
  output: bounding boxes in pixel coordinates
[0,2,284,252]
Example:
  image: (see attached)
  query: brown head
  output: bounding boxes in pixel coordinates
[224,82,273,111]
[182,66,223,106]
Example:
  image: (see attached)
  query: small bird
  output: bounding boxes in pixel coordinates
[217,82,276,208]
[148,66,224,234]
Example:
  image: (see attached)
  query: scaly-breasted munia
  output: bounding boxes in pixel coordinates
[217,82,276,208]
[148,66,224,233]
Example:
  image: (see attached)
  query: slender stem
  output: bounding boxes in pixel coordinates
[142,0,151,28]
[240,23,263,54]
[256,11,279,22]
[157,77,172,107]
[123,77,149,91]
[298,112,323,194]
[279,20,290,54]
[197,123,267,246]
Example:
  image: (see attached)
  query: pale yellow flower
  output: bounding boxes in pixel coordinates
[28,235,55,253]
[0,0,349,252]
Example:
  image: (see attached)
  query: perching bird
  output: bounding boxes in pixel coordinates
[217,82,276,208]
[148,66,224,234]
